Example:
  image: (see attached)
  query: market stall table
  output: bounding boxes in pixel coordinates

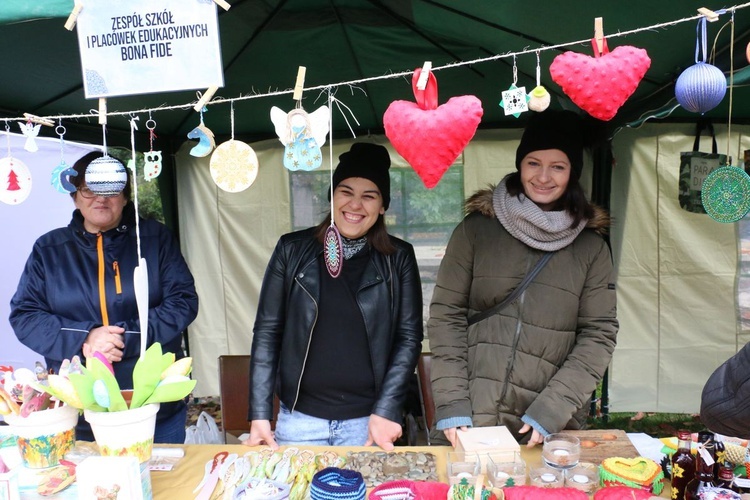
[5,431,673,498]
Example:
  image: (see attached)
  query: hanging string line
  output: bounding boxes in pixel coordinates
[3,3,750,125]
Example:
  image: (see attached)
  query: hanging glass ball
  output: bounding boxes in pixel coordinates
[675,62,726,113]
[85,155,127,196]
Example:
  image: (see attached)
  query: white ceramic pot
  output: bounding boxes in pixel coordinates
[5,404,79,468]
[84,403,160,464]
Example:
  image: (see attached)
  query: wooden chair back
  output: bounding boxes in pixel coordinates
[416,352,435,444]
[218,354,279,441]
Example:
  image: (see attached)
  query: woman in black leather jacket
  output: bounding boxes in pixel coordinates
[243,143,423,450]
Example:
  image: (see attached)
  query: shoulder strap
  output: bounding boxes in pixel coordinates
[467,252,554,326]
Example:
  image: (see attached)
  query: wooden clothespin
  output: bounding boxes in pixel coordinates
[193,86,219,112]
[593,17,605,54]
[23,113,54,127]
[213,0,231,11]
[416,61,432,91]
[697,7,719,22]
[64,2,83,31]
[98,98,107,125]
[292,66,306,101]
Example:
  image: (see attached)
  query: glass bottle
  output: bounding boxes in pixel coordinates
[713,435,726,481]
[671,429,696,500]
[716,464,738,492]
[684,437,717,499]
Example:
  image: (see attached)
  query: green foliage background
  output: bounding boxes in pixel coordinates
[111,148,164,223]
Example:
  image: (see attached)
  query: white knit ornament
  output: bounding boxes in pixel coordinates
[85,155,127,196]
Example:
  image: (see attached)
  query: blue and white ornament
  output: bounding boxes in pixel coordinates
[675,17,727,114]
[675,62,726,114]
[85,155,127,196]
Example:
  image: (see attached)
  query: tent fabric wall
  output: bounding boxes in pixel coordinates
[609,123,748,413]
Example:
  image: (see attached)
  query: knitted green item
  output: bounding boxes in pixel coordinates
[598,457,665,495]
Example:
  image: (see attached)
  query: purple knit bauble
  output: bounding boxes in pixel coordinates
[675,62,726,113]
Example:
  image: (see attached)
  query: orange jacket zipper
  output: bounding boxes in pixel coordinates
[96,233,109,325]
[113,261,122,294]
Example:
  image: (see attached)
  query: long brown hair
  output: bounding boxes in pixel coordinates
[313,213,396,255]
[505,171,594,228]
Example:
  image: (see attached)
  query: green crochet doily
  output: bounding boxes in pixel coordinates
[701,166,750,223]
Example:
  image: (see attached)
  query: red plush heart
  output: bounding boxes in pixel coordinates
[384,69,483,189]
[550,40,650,121]
[594,485,653,500]
[503,485,588,499]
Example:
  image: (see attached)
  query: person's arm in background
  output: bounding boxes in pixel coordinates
[244,237,289,449]
[427,220,476,443]
[366,244,424,450]
[522,239,618,436]
[701,342,750,440]
[10,240,99,362]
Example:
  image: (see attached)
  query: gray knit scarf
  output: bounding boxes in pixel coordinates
[492,179,587,251]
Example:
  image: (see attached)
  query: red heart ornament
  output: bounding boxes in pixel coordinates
[550,39,650,121]
[384,68,483,189]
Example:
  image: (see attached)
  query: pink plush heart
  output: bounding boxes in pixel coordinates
[550,43,650,121]
[384,69,483,189]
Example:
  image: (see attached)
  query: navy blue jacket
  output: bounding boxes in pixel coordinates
[701,342,750,439]
[250,227,424,424]
[10,203,198,421]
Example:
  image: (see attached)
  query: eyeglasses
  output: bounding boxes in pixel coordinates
[77,187,98,199]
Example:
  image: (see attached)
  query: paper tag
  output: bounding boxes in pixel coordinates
[698,444,715,466]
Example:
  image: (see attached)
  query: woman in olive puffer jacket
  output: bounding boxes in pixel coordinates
[427,110,618,447]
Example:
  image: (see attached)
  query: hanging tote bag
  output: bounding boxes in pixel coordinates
[678,119,727,214]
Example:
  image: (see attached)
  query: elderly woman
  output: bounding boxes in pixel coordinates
[10,151,199,443]
[428,110,618,447]
[244,142,423,451]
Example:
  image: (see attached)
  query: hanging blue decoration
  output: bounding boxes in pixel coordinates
[675,17,726,114]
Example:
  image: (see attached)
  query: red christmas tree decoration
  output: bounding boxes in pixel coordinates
[7,168,21,191]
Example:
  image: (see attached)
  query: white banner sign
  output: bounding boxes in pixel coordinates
[76,0,224,98]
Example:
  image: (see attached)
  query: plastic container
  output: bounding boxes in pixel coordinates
[84,403,159,464]
[4,404,78,469]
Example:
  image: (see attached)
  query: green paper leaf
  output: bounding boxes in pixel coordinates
[86,357,127,412]
[68,371,106,411]
[142,378,196,406]
[130,342,166,409]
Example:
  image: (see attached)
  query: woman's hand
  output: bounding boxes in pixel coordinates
[365,414,402,451]
[443,426,469,447]
[518,423,544,447]
[243,420,279,449]
[83,325,125,363]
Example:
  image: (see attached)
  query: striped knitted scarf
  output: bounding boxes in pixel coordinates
[492,178,586,251]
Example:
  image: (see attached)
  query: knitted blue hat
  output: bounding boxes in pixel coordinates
[310,467,366,500]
